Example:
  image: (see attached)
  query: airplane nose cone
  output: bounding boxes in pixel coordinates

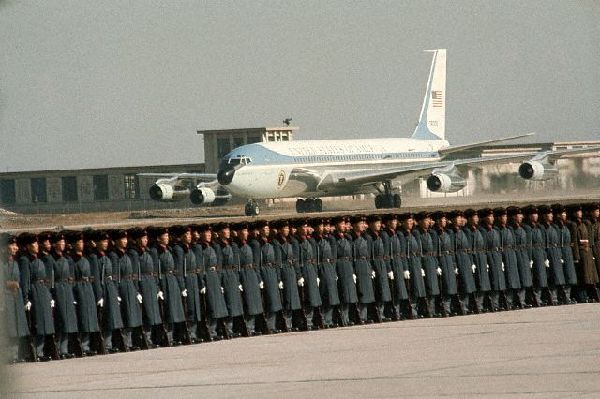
[217,167,235,185]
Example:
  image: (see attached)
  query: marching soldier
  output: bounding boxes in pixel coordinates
[331,216,359,326]
[431,211,458,316]
[414,211,441,317]
[567,204,599,302]
[350,215,376,324]
[149,227,187,345]
[539,205,566,305]
[68,231,100,356]
[18,233,56,361]
[494,207,522,310]
[507,206,533,308]
[365,215,393,322]
[2,233,30,363]
[464,209,492,312]
[586,202,600,292]
[127,228,165,347]
[313,218,341,327]
[478,208,506,311]
[551,204,578,303]
[294,219,323,330]
[214,222,246,338]
[381,214,410,320]
[233,222,265,335]
[523,206,549,307]
[399,213,428,318]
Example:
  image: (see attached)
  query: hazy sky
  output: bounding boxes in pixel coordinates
[1,1,599,172]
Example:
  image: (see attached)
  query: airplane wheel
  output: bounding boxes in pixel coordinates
[374,195,383,209]
[315,198,323,212]
[393,194,401,208]
[305,198,314,212]
[296,199,305,213]
[245,201,260,216]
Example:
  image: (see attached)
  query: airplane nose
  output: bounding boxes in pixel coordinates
[217,166,235,185]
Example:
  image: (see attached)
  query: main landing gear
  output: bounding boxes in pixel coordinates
[244,200,261,216]
[374,181,401,209]
[296,198,323,213]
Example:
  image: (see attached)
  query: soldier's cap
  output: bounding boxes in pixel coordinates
[38,231,53,243]
[0,232,18,246]
[477,208,493,218]
[94,230,112,241]
[522,205,538,215]
[110,229,128,240]
[350,215,367,224]
[271,219,289,229]
[255,220,269,229]
[415,211,431,221]
[66,231,85,243]
[213,222,230,232]
[506,206,521,217]
[51,231,67,243]
[464,208,477,218]
[17,232,38,246]
[291,218,309,228]
[148,226,169,238]
[550,203,566,214]
[566,204,582,214]
[308,217,327,226]
[381,214,397,222]
[235,222,251,231]
[127,227,148,240]
[82,228,96,242]
[431,211,446,220]
[197,224,212,233]
[331,215,348,224]
[538,204,552,215]
[398,212,414,221]
[366,214,382,223]
[584,202,600,212]
[450,209,464,219]
[493,207,507,217]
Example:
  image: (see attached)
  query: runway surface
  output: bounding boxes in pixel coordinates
[5,304,600,398]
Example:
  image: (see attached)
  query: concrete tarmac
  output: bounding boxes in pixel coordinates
[5,304,600,398]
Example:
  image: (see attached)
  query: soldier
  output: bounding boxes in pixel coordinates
[381,214,410,320]
[567,204,599,302]
[523,206,549,307]
[585,202,600,292]
[349,215,376,323]
[507,206,533,308]
[233,222,265,335]
[431,211,456,316]
[294,219,323,330]
[67,231,100,356]
[272,220,302,331]
[414,211,441,317]
[47,232,79,358]
[149,227,187,346]
[365,215,393,322]
[2,233,30,363]
[331,216,359,326]
[478,208,506,311]
[539,205,566,306]
[313,218,341,327]
[171,225,202,343]
[447,211,474,315]
[18,233,56,361]
[464,209,491,312]
[213,222,245,338]
[551,204,578,304]
[399,213,428,318]
[127,228,165,347]
[494,207,522,310]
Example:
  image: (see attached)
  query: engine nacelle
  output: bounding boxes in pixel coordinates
[426,173,467,193]
[518,161,559,181]
[190,187,216,205]
[148,184,189,201]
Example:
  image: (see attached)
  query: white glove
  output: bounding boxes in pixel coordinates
[221,287,225,294]
[24,301,32,311]
[486,264,490,272]
[472,264,476,273]
[181,289,188,297]
[436,268,442,276]
[73,301,78,305]
[404,270,410,279]
[316,277,320,286]
[260,281,265,289]
[157,291,164,300]
[352,274,357,283]
[454,268,459,275]
[560,258,564,264]
[117,296,122,303]
[239,284,244,291]
[137,293,143,304]
[388,271,394,280]
[297,277,304,287]
[278,281,283,289]
[501,262,505,272]
[529,260,533,269]
[200,287,206,294]
[421,269,426,277]
[50,299,55,308]
[371,270,376,279]
[97,298,104,307]
[544,259,550,268]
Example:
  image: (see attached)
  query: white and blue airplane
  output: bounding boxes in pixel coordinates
[145,49,599,216]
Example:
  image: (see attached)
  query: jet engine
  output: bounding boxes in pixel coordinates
[149,184,189,201]
[189,187,217,205]
[426,172,467,193]
[518,161,559,181]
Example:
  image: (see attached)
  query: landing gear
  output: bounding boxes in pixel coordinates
[374,181,401,209]
[244,200,260,216]
[295,198,323,213]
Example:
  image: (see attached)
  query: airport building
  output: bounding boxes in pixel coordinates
[0,127,598,214]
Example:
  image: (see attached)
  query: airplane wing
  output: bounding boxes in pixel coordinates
[315,146,600,189]
[137,172,217,183]
[438,132,535,157]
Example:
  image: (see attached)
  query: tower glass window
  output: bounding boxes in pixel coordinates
[62,176,78,202]
[31,177,47,203]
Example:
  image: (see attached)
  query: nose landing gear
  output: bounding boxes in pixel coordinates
[244,200,260,216]
[374,181,401,209]
[295,198,323,213]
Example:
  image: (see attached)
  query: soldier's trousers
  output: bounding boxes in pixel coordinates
[207,318,221,338]
[35,335,48,357]
[548,287,559,305]
[357,303,368,322]
[504,289,515,309]
[80,333,90,352]
[245,314,258,333]
[265,312,277,332]
[441,295,452,315]
[323,305,335,325]
[339,303,352,325]
[474,291,488,312]
[375,303,385,322]
[7,337,21,362]
[282,310,293,330]
[533,287,544,305]
[426,296,438,316]
[58,332,70,355]
[489,291,501,310]
[516,288,526,306]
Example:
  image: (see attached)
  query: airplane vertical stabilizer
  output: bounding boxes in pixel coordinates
[411,49,446,141]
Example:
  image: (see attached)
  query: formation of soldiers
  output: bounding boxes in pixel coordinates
[2,202,600,363]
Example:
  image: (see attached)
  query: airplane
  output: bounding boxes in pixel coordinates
[143,49,600,216]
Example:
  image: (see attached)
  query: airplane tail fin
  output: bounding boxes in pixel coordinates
[411,49,446,141]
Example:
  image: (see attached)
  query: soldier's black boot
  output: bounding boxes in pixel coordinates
[357,304,368,324]
[458,294,469,315]
[532,288,543,306]
[489,291,500,312]
[441,296,452,317]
